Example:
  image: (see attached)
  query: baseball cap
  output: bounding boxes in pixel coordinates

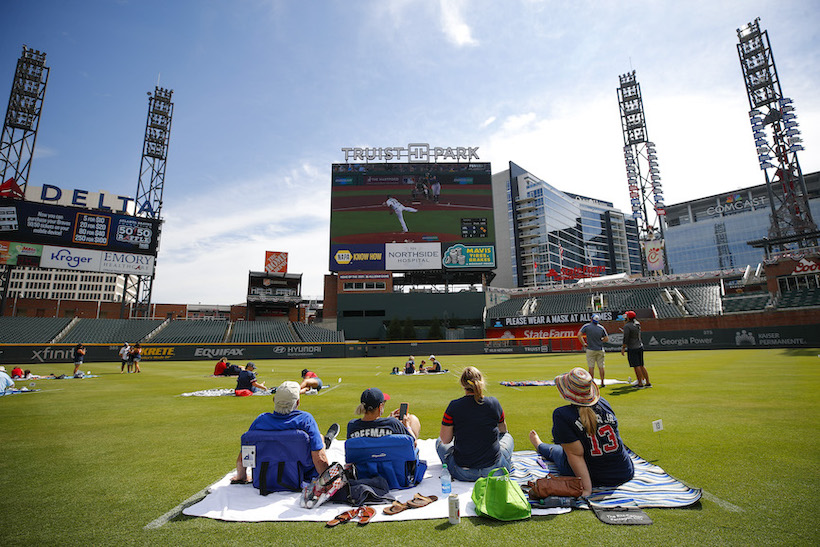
[274,381,300,414]
[0,366,5,372]
[555,367,600,407]
[591,314,601,323]
[360,387,390,410]
[246,362,256,370]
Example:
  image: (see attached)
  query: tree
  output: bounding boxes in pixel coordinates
[428,316,443,340]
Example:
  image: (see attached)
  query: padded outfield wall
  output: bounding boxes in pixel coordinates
[0,321,817,366]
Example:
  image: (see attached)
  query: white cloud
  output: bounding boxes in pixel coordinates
[439,0,478,47]
[480,116,496,128]
[152,162,331,304]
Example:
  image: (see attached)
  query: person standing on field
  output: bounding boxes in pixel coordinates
[621,311,652,388]
[577,314,608,387]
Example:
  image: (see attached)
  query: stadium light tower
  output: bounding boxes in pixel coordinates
[0,46,49,194]
[737,18,818,256]
[123,86,173,318]
[617,70,668,275]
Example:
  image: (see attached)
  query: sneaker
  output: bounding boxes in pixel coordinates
[324,423,340,449]
[635,384,645,389]
[306,388,318,395]
[644,383,653,388]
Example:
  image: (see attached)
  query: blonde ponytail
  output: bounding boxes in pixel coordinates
[461,366,486,403]
[578,406,598,437]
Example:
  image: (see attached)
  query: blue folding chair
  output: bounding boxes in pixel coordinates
[240,429,317,496]
[344,434,427,490]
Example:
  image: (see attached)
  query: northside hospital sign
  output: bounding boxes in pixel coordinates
[341,143,480,163]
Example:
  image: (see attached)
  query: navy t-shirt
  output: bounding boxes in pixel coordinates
[236,370,256,390]
[347,416,411,439]
[551,398,633,486]
[441,395,505,468]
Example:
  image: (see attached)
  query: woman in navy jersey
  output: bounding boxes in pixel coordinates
[529,367,633,496]
[437,366,514,481]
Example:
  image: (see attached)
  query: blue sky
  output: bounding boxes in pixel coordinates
[2,0,818,304]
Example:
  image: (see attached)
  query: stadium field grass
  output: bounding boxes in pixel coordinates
[2,348,818,546]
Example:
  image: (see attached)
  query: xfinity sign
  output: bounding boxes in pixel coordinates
[341,143,479,163]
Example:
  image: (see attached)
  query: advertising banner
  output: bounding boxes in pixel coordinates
[0,198,160,255]
[0,241,42,265]
[385,242,441,270]
[100,251,155,275]
[264,251,288,274]
[643,240,665,272]
[40,245,101,272]
[442,243,495,268]
[330,244,386,271]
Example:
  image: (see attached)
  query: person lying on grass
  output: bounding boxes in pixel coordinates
[437,366,514,481]
[300,368,323,394]
[232,381,330,483]
[529,367,634,497]
[347,387,421,443]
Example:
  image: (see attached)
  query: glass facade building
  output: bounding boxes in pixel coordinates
[492,162,642,288]
[665,172,820,274]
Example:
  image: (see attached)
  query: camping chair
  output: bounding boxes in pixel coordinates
[344,434,427,490]
[240,429,317,496]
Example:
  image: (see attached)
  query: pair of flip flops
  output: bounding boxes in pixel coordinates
[383,493,438,515]
[326,506,376,527]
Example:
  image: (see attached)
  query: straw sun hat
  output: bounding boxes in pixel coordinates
[554,367,600,406]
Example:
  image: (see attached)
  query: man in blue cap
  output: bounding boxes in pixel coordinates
[577,314,609,387]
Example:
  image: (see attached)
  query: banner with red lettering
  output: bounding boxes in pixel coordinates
[643,240,664,272]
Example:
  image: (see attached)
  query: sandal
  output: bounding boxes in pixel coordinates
[405,493,438,509]
[383,501,408,515]
[357,506,376,525]
[326,508,359,527]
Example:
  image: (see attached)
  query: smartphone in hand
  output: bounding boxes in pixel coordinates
[398,402,409,420]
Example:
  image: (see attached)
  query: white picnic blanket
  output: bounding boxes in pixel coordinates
[182,438,570,522]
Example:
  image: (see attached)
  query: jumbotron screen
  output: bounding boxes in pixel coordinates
[329,162,495,272]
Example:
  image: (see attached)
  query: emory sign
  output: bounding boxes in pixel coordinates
[341,143,479,163]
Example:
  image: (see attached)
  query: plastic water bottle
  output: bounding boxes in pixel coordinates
[441,464,452,494]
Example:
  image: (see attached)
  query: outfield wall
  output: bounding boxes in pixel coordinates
[1,321,817,366]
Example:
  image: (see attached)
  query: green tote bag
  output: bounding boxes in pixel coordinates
[471,467,532,521]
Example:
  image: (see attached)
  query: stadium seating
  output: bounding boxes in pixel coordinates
[722,292,772,313]
[776,287,820,309]
[149,320,229,343]
[230,321,298,343]
[0,316,73,343]
[60,318,164,344]
[292,322,345,343]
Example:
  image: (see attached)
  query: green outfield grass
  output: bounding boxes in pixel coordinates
[2,349,818,546]
[330,209,494,242]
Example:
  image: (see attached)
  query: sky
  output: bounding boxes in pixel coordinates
[1,0,818,305]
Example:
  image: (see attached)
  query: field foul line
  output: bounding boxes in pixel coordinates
[317,383,342,395]
[701,490,744,512]
[144,483,213,529]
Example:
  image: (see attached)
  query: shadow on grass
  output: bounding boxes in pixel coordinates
[434,513,563,530]
[602,385,640,397]
[780,348,820,356]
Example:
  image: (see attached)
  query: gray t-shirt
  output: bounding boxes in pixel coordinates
[622,321,643,349]
[580,322,608,351]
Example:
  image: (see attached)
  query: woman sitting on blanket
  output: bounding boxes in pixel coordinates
[347,387,421,442]
[529,367,634,496]
[437,366,514,481]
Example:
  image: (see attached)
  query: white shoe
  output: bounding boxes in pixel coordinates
[306,388,318,395]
